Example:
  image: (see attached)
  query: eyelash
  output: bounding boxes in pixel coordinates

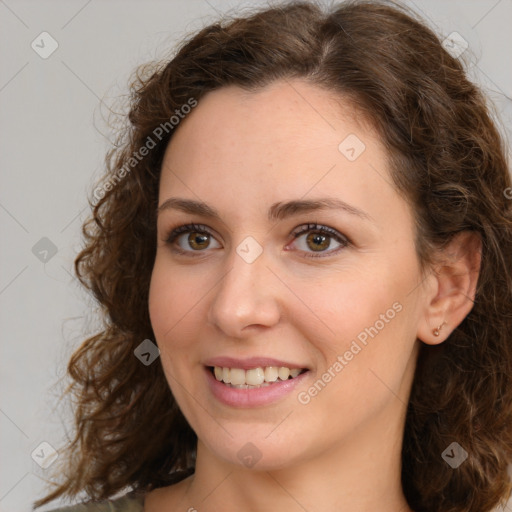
[164,222,351,259]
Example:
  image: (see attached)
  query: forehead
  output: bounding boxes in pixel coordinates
[157,79,407,233]
[166,80,376,155]
[161,80,384,180]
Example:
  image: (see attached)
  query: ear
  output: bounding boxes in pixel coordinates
[416,231,482,345]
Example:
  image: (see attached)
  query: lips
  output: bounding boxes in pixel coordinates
[203,356,310,407]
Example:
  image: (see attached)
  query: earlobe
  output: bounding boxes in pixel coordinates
[417,231,482,345]
[432,320,447,337]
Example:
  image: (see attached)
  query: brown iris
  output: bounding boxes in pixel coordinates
[188,232,210,250]
[307,232,330,252]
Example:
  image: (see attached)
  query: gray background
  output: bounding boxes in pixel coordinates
[0,1,511,511]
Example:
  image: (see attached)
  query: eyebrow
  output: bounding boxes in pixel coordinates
[157,197,373,223]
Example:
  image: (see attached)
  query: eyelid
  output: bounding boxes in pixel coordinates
[164,223,220,250]
[288,223,350,258]
[163,222,351,258]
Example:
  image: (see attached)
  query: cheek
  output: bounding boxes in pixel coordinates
[291,267,402,346]
[148,257,198,343]
[148,267,173,341]
[292,280,412,434]
[292,261,416,387]
[148,256,213,400]
[148,261,198,396]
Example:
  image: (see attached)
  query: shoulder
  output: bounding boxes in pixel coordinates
[46,492,145,512]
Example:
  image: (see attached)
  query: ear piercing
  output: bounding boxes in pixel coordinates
[433,321,447,337]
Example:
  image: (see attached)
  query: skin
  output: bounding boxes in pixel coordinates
[146,79,481,512]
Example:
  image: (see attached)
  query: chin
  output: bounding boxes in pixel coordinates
[197,426,311,472]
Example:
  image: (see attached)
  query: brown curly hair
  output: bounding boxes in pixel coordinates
[35,1,512,511]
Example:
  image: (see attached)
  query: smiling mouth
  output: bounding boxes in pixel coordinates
[209,365,308,389]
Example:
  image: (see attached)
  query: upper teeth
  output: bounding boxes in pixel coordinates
[213,366,302,387]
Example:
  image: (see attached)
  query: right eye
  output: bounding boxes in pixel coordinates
[165,223,222,256]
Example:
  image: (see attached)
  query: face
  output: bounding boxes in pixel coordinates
[149,79,426,471]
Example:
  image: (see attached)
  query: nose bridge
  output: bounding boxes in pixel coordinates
[207,241,281,335]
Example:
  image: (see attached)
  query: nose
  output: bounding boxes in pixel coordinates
[207,245,282,338]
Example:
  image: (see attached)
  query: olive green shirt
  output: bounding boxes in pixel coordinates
[47,493,145,512]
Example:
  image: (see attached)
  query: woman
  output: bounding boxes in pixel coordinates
[36,1,512,511]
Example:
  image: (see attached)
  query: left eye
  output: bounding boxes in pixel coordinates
[289,223,349,258]
[164,222,350,258]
